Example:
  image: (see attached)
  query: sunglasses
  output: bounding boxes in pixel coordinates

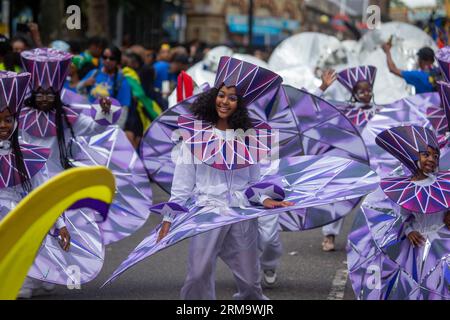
[103,55,118,61]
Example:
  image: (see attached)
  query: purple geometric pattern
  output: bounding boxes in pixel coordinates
[139,85,370,232]
[426,104,448,138]
[214,56,282,107]
[70,127,152,245]
[28,206,106,285]
[149,202,188,216]
[380,172,450,214]
[177,114,273,170]
[438,81,450,133]
[19,106,78,138]
[245,182,285,205]
[90,98,122,126]
[375,125,440,174]
[0,71,31,115]
[21,48,72,92]
[344,106,377,128]
[436,46,450,82]
[347,202,449,299]
[337,66,377,93]
[0,143,50,188]
[103,155,379,286]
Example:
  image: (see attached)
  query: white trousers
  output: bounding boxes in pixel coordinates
[180,219,267,300]
[321,219,344,236]
[258,214,283,271]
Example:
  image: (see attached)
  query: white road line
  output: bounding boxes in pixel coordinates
[327,263,349,300]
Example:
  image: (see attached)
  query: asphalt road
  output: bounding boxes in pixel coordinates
[35,183,356,300]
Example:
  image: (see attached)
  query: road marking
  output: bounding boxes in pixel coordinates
[327,263,348,300]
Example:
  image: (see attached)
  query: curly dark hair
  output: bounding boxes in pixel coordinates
[190,87,253,130]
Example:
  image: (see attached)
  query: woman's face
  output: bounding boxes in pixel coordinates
[354,81,373,104]
[35,88,56,112]
[418,146,439,174]
[0,108,15,140]
[216,86,238,121]
[103,48,118,72]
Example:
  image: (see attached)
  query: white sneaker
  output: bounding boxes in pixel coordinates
[262,270,277,287]
[17,287,33,299]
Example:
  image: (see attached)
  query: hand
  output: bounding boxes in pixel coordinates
[320,69,337,91]
[27,22,39,35]
[263,198,294,209]
[100,97,112,114]
[157,221,171,243]
[58,227,71,252]
[407,231,425,247]
[444,211,450,230]
[84,77,96,87]
[382,42,392,53]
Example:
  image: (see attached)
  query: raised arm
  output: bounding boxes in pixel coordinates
[382,42,402,78]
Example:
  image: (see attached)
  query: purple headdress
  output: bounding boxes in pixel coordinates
[375,125,439,174]
[214,56,282,107]
[337,65,377,94]
[0,71,31,115]
[21,48,72,93]
[437,81,450,132]
[436,46,450,82]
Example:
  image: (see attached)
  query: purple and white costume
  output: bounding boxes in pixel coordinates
[18,48,152,246]
[347,126,449,300]
[102,57,379,299]
[322,65,437,238]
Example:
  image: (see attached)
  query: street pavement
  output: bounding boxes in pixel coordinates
[36,183,356,300]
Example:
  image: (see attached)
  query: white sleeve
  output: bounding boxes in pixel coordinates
[72,113,105,137]
[313,87,324,97]
[165,145,196,223]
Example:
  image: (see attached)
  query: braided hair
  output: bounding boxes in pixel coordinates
[25,89,76,169]
[11,124,32,193]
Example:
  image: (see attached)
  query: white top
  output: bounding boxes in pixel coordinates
[398,175,446,236]
[164,127,270,222]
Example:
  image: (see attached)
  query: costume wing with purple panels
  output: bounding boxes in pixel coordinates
[60,88,123,126]
[103,155,379,286]
[347,198,450,300]
[70,127,152,245]
[140,85,371,231]
[28,208,106,285]
[0,144,108,285]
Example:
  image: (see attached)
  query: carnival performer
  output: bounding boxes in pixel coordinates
[157,58,293,300]
[15,49,151,292]
[19,47,153,248]
[319,63,437,252]
[0,70,71,298]
[347,125,450,300]
[102,57,379,300]
[18,48,115,171]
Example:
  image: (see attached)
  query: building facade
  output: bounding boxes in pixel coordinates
[184,0,303,47]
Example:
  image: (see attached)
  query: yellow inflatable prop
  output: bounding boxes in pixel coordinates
[0,166,115,300]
